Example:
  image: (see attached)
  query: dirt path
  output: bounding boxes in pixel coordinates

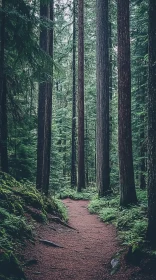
[23,199,139,280]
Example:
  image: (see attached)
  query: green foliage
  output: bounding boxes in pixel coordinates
[99,207,117,222]
[58,187,97,201]
[0,172,68,280]
[88,189,148,248]
[44,196,68,221]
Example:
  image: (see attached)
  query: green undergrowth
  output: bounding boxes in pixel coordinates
[0,172,67,280]
[88,189,148,253]
[58,186,97,200]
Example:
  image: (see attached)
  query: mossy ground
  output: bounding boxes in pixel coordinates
[0,172,67,280]
[58,186,97,200]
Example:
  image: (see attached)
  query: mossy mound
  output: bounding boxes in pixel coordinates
[0,171,67,280]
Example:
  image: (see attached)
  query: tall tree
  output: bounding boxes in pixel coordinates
[146,0,156,246]
[77,0,85,191]
[36,0,53,194]
[71,0,77,188]
[96,0,110,196]
[1,75,8,172]
[0,0,6,171]
[117,0,137,206]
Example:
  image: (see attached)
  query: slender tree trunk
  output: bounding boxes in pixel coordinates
[71,0,77,188]
[96,0,110,196]
[146,0,156,246]
[0,0,5,171]
[117,0,137,206]
[43,0,53,194]
[77,0,85,192]
[1,75,8,172]
[85,116,88,186]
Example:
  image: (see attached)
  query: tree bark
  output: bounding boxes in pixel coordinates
[77,0,85,192]
[96,0,110,196]
[71,0,77,188]
[0,0,5,171]
[36,1,53,195]
[146,0,156,246]
[117,0,137,206]
[1,75,8,172]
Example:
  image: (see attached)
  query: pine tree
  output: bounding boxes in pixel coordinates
[71,0,77,188]
[36,0,53,194]
[117,0,137,206]
[96,0,110,196]
[146,0,156,246]
[77,0,85,192]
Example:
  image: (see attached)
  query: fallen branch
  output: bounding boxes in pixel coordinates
[39,239,63,248]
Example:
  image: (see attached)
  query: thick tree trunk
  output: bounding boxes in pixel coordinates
[117,0,137,206]
[36,1,53,195]
[77,0,85,192]
[71,0,77,188]
[146,0,156,246]
[96,0,110,196]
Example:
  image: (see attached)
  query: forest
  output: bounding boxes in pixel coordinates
[0,0,156,279]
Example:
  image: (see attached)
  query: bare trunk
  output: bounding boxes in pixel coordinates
[0,0,5,170]
[117,0,137,206]
[96,0,110,196]
[36,1,53,195]
[146,0,156,246]
[1,75,8,172]
[77,0,85,192]
[71,0,77,188]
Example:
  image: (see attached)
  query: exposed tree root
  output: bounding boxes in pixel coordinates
[48,215,77,231]
[39,239,63,248]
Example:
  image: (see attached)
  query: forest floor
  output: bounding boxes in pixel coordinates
[22,199,155,280]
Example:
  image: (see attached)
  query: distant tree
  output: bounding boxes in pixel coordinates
[146,0,156,246]
[117,0,137,206]
[71,0,77,188]
[96,0,110,196]
[0,0,8,172]
[77,0,85,192]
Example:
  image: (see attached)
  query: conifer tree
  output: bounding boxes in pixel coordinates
[146,0,156,246]
[96,0,110,196]
[117,0,137,206]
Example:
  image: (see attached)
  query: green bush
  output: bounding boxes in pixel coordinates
[88,190,148,249]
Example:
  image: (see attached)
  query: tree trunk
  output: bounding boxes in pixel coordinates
[71,0,77,188]
[96,0,110,196]
[117,0,137,206]
[77,0,85,192]
[146,0,156,246]
[1,75,8,172]
[0,0,5,171]
[36,1,53,195]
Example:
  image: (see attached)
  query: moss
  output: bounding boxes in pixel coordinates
[21,191,44,209]
[0,172,68,280]
[0,250,25,279]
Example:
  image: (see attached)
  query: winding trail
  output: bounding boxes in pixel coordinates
[23,199,138,280]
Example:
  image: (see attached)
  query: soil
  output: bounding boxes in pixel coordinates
[22,199,156,280]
